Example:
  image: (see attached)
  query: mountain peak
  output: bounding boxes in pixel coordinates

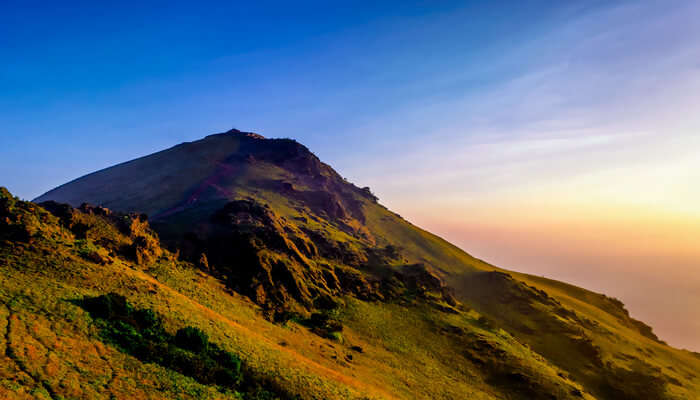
[205,128,266,140]
[35,128,376,226]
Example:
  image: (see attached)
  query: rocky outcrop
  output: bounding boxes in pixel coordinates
[170,198,461,316]
[1,187,69,244]
[39,200,163,266]
[176,199,333,312]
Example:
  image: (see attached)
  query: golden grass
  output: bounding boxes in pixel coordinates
[4,185,700,400]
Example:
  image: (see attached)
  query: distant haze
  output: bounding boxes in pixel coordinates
[400,205,700,351]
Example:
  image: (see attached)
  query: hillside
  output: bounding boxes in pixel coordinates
[0,128,695,399]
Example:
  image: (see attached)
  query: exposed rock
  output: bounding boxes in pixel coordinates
[198,252,210,270]
[377,263,460,311]
[40,200,163,265]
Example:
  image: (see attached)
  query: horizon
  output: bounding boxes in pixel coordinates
[2,1,699,352]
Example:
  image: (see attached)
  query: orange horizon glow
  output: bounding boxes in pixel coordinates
[350,129,700,352]
[396,201,700,351]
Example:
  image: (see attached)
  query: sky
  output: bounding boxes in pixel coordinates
[1,1,699,350]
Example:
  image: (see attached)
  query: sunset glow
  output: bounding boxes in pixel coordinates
[2,1,699,351]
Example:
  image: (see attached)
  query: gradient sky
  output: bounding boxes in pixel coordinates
[1,1,699,350]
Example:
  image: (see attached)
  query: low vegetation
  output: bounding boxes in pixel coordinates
[3,130,700,399]
[78,293,252,392]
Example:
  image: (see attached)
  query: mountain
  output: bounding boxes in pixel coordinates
[0,128,694,399]
[35,129,481,314]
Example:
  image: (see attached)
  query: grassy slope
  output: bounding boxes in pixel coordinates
[362,204,700,398]
[27,132,700,399]
[141,174,700,399]
[514,273,700,399]
[1,190,601,400]
[0,214,381,399]
[34,134,250,216]
[363,207,700,398]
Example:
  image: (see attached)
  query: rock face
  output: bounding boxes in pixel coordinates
[38,200,163,266]
[198,199,323,309]
[173,197,457,315]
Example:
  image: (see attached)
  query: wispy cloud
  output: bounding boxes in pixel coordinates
[332,1,700,350]
[343,1,700,210]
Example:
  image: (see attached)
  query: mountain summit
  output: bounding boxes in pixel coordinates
[10,130,698,399]
[37,128,371,217]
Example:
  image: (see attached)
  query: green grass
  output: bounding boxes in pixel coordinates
[6,144,700,400]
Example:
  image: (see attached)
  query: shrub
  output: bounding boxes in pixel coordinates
[175,326,209,353]
[133,308,159,329]
[78,294,247,391]
[244,386,280,400]
[215,365,243,388]
[82,292,129,319]
[327,331,343,343]
[0,187,16,208]
[309,311,343,332]
[75,239,109,264]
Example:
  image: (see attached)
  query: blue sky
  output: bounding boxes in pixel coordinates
[2,1,700,350]
[2,0,604,198]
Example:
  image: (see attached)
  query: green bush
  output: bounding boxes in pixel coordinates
[82,292,129,319]
[133,308,162,333]
[175,326,209,353]
[310,312,343,332]
[79,294,244,390]
[327,331,343,343]
[75,239,109,264]
[243,385,280,400]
